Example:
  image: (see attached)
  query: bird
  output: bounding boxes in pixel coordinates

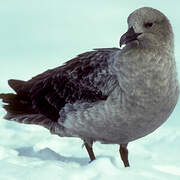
[0,7,179,167]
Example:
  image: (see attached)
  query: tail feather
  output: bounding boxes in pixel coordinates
[0,79,32,116]
[3,111,63,135]
[0,79,64,134]
[0,79,35,119]
[0,93,34,115]
[0,93,63,134]
[0,93,18,103]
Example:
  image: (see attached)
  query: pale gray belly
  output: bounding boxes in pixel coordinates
[58,86,179,145]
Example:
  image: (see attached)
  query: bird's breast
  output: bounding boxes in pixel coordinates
[106,59,179,143]
[114,75,179,143]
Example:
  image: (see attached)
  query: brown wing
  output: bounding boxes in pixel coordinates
[0,48,120,130]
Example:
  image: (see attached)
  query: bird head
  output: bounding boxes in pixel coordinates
[120,7,174,50]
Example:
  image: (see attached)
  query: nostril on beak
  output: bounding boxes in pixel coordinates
[120,27,142,47]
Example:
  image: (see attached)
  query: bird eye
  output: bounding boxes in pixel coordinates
[144,22,153,28]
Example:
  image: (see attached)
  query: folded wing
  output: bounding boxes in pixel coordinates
[0,48,120,132]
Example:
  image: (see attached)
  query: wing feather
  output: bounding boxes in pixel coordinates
[1,48,120,124]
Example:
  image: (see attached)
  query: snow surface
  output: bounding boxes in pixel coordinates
[0,100,180,180]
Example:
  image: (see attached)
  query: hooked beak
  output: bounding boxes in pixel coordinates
[120,27,142,47]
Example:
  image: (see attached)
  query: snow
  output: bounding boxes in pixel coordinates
[0,101,180,180]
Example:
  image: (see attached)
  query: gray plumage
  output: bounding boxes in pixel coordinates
[0,7,179,166]
[58,7,179,144]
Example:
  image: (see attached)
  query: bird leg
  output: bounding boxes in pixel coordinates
[119,143,130,167]
[84,140,96,162]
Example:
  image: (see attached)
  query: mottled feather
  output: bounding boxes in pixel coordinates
[0,48,120,131]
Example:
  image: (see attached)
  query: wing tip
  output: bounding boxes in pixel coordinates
[8,79,26,94]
